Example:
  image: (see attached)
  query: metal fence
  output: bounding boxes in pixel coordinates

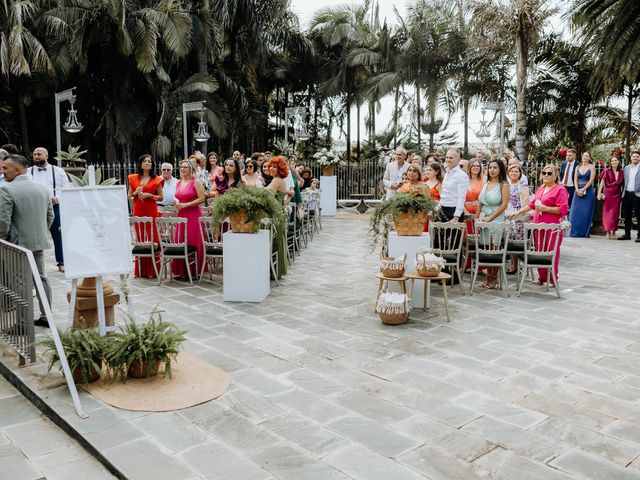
[0,240,36,364]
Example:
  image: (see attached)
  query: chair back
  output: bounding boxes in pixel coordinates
[130,216,156,247]
[473,221,510,264]
[523,222,562,264]
[429,222,466,258]
[156,217,188,251]
[158,206,176,217]
[199,217,227,249]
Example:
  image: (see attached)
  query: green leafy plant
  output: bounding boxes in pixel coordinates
[54,145,87,167]
[273,139,294,155]
[369,192,440,248]
[211,185,286,234]
[104,310,187,383]
[67,167,119,187]
[42,325,106,385]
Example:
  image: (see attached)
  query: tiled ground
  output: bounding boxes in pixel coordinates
[2,213,640,479]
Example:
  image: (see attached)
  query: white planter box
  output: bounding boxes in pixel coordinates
[223,230,270,302]
[388,232,432,308]
[320,176,337,216]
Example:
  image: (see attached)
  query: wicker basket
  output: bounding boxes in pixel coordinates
[380,252,406,278]
[376,293,410,325]
[228,209,258,233]
[393,211,428,236]
[415,251,445,277]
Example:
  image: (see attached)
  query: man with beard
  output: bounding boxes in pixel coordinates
[28,147,68,272]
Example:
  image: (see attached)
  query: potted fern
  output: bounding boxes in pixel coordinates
[369,191,439,247]
[104,311,187,382]
[42,325,106,384]
[211,186,285,234]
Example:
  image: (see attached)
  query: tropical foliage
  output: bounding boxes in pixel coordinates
[0,0,638,163]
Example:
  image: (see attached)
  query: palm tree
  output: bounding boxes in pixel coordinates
[473,0,556,163]
[1,0,55,153]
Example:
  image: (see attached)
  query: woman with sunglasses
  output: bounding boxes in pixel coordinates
[242,159,263,188]
[128,154,163,278]
[508,164,569,285]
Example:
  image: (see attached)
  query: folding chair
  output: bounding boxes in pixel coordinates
[517,223,562,298]
[129,216,160,279]
[198,217,227,284]
[156,217,197,285]
[470,222,511,297]
[429,221,467,295]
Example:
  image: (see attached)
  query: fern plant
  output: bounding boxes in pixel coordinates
[210,185,286,234]
[104,310,187,383]
[42,325,106,384]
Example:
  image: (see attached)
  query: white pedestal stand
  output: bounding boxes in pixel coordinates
[320,176,337,216]
[223,231,270,302]
[388,232,432,308]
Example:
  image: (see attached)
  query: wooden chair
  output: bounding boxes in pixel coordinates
[469,221,511,297]
[517,223,562,298]
[429,221,467,295]
[129,216,160,279]
[156,217,197,285]
[198,217,226,284]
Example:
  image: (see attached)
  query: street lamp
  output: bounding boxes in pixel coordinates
[475,109,491,140]
[55,87,83,167]
[182,101,208,159]
[481,101,506,157]
[284,106,309,144]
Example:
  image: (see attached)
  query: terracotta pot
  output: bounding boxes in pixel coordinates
[72,359,102,384]
[128,359,161,379]
[322,165,335,176]
[228,209,258,233]
[393,211,428,236]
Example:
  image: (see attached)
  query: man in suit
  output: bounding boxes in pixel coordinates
[560,149,577,207]
[619,150,640,241]
[0,154,54,327]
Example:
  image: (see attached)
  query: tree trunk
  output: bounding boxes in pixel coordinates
[17,89,30,156]
[370,100,376,150]
[514,31,528,164]
[428,92,437,152]
[393,86,399,148]
[346,100,352,163]
[104,104,117,163]
[198,0,209,73]
[463,94,469,158]
[356,102,361,161]
[416,83,421,150]
[626,83,634,161]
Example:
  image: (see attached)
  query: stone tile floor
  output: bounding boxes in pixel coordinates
[1,213,640,479]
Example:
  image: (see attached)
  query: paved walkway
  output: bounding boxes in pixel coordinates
[2,214,640,479]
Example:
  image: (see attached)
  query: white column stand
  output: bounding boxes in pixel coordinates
[320,176,337,216]
[223,230,270,302]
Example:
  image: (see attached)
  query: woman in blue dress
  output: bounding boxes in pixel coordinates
[569,152,596,237]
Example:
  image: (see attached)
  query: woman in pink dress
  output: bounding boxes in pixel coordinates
[597,156,624,239]
[172,159,206,279]
[508,164,569,285]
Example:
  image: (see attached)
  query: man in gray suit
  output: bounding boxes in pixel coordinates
[619,150,640,241]
[0,154,54,327]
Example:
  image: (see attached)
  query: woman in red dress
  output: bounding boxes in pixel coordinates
[172,159,206,279]
[128,154,163,278]
[423,162,442,232]
[464,158,484,234]
[597,156,624,239]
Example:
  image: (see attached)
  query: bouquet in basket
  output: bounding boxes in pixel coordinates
[312,148,345,166]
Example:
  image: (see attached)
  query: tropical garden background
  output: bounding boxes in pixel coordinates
[1,0,638,166]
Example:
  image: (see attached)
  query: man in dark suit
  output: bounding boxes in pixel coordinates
[0,154,54,326]
[560,148,577,207]
[619,150,640,241]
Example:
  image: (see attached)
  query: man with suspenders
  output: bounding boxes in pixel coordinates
[28,147,69,272]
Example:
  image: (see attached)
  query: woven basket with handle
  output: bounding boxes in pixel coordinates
[380,252,406,278]
[415,251,444,277]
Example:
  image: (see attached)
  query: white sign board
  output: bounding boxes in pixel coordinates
[59,186,133,279]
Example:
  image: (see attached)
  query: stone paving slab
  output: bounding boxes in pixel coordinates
[2,215,640,478]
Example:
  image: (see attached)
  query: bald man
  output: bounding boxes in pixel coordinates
[28,147,69,272]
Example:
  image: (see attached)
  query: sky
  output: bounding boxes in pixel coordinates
[288,0,569,153]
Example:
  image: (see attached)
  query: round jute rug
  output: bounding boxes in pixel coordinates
[82,353,229,412]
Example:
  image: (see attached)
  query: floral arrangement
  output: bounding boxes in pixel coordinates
[312,147,345,166]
